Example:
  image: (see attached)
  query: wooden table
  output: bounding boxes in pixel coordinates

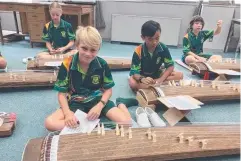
[0,1,95,47]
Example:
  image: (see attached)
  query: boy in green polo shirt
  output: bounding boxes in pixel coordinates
[0,52,7,69]
[45,26,131,131]
[129,20,183,91]
[37,2,76,59]
[182,15,223,65]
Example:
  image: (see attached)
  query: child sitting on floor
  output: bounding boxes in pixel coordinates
[37,2,76,59]
[182,15,223,65]
[129,20,183,91]
[45,26,131,131]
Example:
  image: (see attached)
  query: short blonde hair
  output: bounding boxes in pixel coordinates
[49,2,62,11]
[75,26,102,49]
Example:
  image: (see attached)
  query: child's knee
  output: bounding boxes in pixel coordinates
[44,116,54,131]
[0,59,7,69]
[178,72,184,79]
[119,116,131,125]
[116,108,131,122]
[185,56,196,64]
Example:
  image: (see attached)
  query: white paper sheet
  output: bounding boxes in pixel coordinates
[175,60,193,71]
[166,96,201,110]
[60,110,100,135]
[44,61,62,67]
[211,69,241,76]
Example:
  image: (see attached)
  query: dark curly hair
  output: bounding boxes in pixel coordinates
[189,15,205,30]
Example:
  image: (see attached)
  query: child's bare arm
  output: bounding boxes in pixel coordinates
[214,20,222,35]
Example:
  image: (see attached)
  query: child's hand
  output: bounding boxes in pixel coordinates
[64,111,79,128]
[87,103,102,121]
[217,20,223,27]
[56,47,66,54]
[141,77,155,85]
[49,49,57,55]
[155,79,163,84]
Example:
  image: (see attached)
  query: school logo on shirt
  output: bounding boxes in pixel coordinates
[91,75,100,84]
[156,57,161,64]
[61,31,66,38]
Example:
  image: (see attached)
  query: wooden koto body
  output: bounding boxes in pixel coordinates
[27,56,131,70]
[0,70,57,90]
[190,59,240,75]
[21,124,240,161]
[137,80,240,105]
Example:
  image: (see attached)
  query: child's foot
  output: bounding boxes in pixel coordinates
[116,97,138,108]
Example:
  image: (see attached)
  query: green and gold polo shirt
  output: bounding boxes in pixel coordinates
[183,30,214,56]
[129,42,174,79]
[54,53,115,103]
[42,19,75,49]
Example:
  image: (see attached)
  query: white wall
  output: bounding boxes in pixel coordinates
[98,1,240,50]
[98,1,197,46]
[0,1,239,49]
[201,4,235,50]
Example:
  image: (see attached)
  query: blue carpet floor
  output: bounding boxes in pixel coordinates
[0,39,240,161]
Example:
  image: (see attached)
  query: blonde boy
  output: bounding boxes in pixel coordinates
[45,26,131,131]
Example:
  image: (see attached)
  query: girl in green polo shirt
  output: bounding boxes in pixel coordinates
[37,2,76,59]
[45,26,131,131]
[182,15,223,65]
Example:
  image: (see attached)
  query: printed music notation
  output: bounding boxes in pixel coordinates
[211,69,241,76]
[165,96,201,110]
[60,110,100,135]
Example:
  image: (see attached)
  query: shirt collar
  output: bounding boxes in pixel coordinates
[70,53,102,72]
[143,42,164,56]
[49,19,65,29]
[189,30,200,37]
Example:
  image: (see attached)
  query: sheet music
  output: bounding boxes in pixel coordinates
[211,69,241,76]
[166,96,201,110]
[60,110,100,135]
[44,61,62,67]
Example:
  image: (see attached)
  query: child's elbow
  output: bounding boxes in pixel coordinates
[69,40,75,45]
[102,88,112,94]
[107,88,113,94]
